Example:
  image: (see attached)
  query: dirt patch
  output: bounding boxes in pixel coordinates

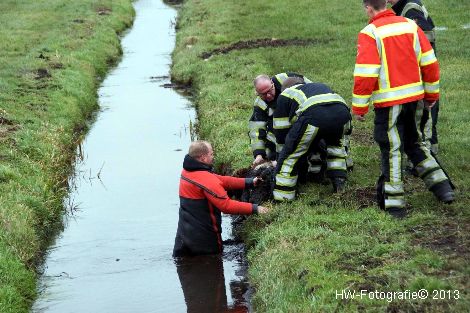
[410,220,470,257]
[0,117,14,126]
[38,53,50,60]
[164,0,184,5]
[0,116,19,139]
[159,82,192,94]
[96,7,111,16]
[35,68,51,80]
[352,130,375,146]
[343,185,376,209]
[50,62,64,69]
[354,186,376,208]
[200,37,329,59]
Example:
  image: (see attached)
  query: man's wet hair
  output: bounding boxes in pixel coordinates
[281,77,305,91]
[189,140,211,159]
[363,0,386,10]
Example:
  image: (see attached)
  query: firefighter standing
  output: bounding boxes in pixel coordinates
[273,79,352,201]
[352,0,454,217]
[388,0,439,155]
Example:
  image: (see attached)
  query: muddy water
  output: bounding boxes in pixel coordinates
[32,1,250,312]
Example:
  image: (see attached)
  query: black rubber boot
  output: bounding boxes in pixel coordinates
[332,177,346,193]
[376,175,386,211]
[386,207,407,219]
[430,180,455,204]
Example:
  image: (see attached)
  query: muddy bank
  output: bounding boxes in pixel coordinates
[201,37,331,59]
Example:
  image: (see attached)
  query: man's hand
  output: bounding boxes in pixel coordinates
[354,114,366,122]
[424,100,436,109]
[252,155,265,167]
[253,176,263,186]
[257,205,269,214]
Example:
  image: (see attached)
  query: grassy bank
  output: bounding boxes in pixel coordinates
[170,0,469,311]
[0,0,134,311]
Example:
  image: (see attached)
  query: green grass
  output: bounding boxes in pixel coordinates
[171,0,470,311]
[0,0,134,312]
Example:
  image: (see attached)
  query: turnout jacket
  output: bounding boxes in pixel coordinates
[391,0,436,47]
[176,155,257,255]
[273,83,348,152]
[352,9,439,116]
[249,72,311,157]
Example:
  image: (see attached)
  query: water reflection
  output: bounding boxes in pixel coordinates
[175,253,249,313]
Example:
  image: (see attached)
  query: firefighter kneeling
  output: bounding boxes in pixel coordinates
[272,78,352,201]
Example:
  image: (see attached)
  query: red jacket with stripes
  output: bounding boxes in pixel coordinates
[352,9,439,115]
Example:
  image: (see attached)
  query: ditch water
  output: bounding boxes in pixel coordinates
[32,0,250,312]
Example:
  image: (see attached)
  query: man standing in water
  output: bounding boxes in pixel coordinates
[173,140,269,257]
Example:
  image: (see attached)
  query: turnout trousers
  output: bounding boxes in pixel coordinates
[274,103,350,201]
[374,102,450,210]
[418,100,439,154]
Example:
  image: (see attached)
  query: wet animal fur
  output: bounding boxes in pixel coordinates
[233,161,275,204]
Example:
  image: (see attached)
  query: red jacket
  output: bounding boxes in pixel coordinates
[352,9,439,115]
[173,155,257,256]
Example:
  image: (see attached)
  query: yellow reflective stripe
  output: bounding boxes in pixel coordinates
[402,2,430,20]
[266,132,276,144]
[352,94,370,107]
[251,142,265,150]
[280,125,318,175]
[385,197,406,209]
[375,22,416,38]
[303,77,312,83]
[274,73,289,84]
[354,64,381,77]
[415,157,439,176]
[384,182,404,194]
[372,83,424,103]
[273,117,291,129]
[296,93,346,114]
[308,165,322,173]
[414,30,422,61]
[248,121,267,130]
[273,189,295,201]
[420,50,437,66]
[248,130,260,140]
[276,174,298,187]
[327,159,347,170]
[309,154,322,162]
[424,81,439,93]
[282,87,307,104]
[254,97,268,110]
[360,24,375,39]
[388,105,402,184]
[423,169,447,188]
[327,147,346,157]
[379,36,390,90]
